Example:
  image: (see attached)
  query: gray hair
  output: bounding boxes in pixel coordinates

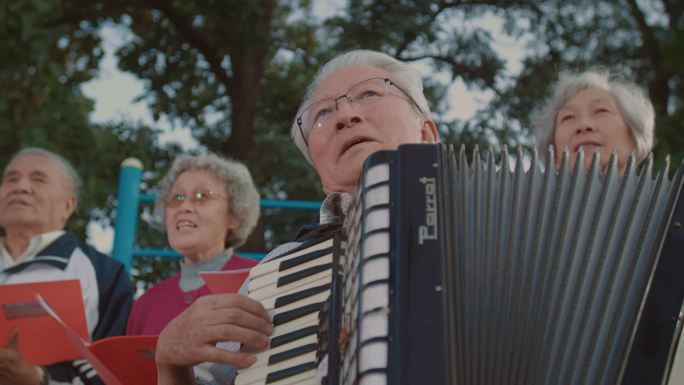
[533,69,655,162]
[5,147,82,199]
[290,49,432,164]
[156,153,260,249]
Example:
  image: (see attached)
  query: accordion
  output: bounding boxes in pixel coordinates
[236,144,684,385]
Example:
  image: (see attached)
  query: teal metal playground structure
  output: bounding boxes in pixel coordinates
[110,158,320,272]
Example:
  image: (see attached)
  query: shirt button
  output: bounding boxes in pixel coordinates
[184,294,194,304]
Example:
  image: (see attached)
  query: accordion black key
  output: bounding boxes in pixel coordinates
[236,144,684,385]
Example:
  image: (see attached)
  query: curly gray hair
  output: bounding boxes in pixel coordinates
[155,153,260,248]
[290,49,432,164]
[533,69,655,163]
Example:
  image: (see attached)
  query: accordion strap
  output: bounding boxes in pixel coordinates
[294,221,343,243]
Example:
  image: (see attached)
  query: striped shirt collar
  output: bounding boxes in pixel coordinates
[319,192,353,225]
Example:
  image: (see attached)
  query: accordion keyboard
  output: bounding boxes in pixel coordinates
[235,237,336,385]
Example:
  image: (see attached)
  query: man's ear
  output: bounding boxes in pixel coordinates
[62,195,77,223]
[420,120,439,143]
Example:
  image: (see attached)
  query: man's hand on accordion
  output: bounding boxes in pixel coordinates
[155,294,272,384]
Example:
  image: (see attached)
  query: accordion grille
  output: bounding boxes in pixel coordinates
[339,145,682,385]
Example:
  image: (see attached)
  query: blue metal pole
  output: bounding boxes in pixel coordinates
[259,199,320,211]
[111,158,143,272]
[132,248,266,261]
[138,195,319,209]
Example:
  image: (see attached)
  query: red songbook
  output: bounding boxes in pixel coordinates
[200,268,251,294]
[37,295,158,385]
[0,279,88,365]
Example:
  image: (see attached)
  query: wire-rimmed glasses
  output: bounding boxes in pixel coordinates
[296,77,423,146]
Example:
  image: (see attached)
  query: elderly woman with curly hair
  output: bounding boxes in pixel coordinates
[126,153,261,335]
[534,68,655,173]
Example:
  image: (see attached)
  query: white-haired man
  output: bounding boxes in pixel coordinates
[0,147,133,385]
[154,49,439,384]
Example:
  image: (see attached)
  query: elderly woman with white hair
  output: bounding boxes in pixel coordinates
[534,69,655,172]
[126,153,261,335]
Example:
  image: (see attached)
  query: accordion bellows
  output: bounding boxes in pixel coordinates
[235,144,683,385]
[341,144,683,385]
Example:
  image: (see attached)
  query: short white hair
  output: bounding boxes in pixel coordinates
[6,147,82,200]
[156,153,260,248]
[290,50,432,164]
[533,69,655,162]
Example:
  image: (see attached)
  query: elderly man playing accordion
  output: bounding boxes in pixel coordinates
[154,49,439,385]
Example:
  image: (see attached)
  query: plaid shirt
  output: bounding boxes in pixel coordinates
[319,192,353,225]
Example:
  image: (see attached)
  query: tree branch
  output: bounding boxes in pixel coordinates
[393,0,526,58]
[626,0,660,59]
[44,0,235,92]
[393,0,461,57]
[661,0,683,29]
[625,0,671,110]
[42,2,136,28]
[147,0,235,91]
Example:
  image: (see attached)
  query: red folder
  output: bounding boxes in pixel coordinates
[0,279,88,365]
[37,295,158,385]
[200,268,251,294]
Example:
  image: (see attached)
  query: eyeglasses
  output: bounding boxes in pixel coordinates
[296,77,423,146]
[165,189,227,208]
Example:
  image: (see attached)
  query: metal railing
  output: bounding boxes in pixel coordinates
[111,158,320,272]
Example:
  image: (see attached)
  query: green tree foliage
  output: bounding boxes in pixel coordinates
[10,0,324,289]
[325,0,531,152]
[495,0,684,165]
[325,0,684,165]
[2,1,109,236]
[0,1,177,248]
[6,0,684,290]
[49,1,318,163]
[46,1,325,259]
